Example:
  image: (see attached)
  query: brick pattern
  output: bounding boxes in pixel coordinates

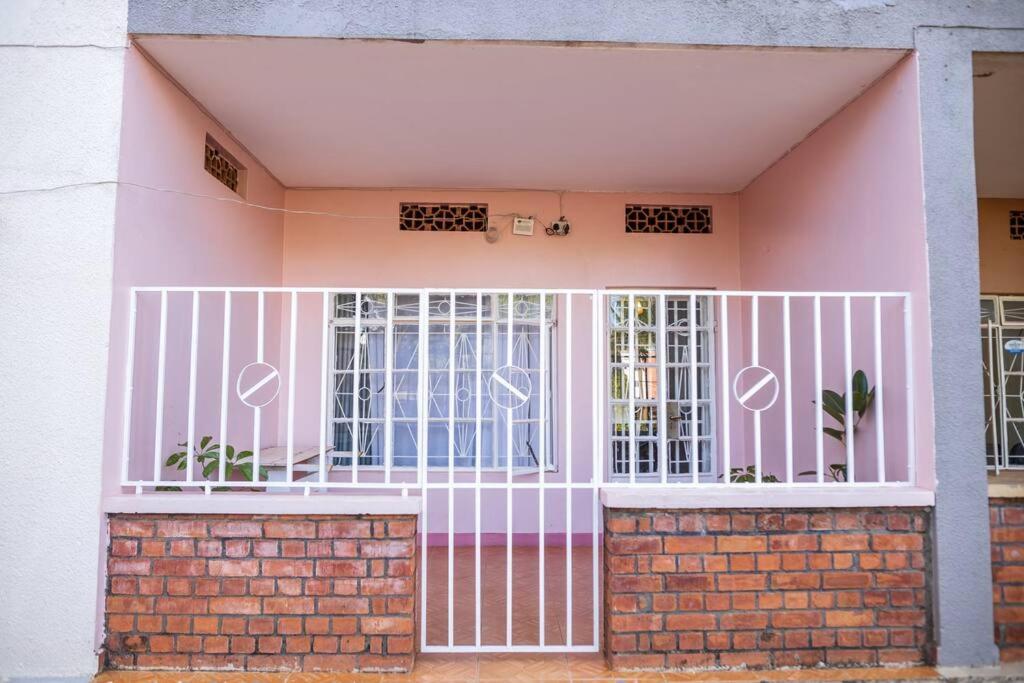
[604,508,931,670]
[104,514,416,673]
[991,498,1024,660]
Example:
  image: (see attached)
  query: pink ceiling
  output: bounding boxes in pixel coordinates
[135,37,905,192]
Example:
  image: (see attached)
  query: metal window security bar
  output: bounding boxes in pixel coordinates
[983,295,1024,471]
[120,287,917,653]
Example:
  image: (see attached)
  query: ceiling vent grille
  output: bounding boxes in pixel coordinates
[625,204,712,234]
[1012,210,1023,240]
[204,134,245,195]
[400,203,489,232]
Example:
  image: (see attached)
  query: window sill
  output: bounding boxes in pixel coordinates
[600,485,934,509]
[102,493,422,516]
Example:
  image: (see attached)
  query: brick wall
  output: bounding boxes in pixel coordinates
[992,498,1024,661]
[104,514,416,672]
[604,508,931,670]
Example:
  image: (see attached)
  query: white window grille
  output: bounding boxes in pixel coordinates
[607,294,716,480]
[329,292,555,471]
[982,295,1024,470]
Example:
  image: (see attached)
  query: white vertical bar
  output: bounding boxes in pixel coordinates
[538,292,547,647]
[751,295,761,484]
[384,292,395,484]
[185,291,200,484]
[998,324,1010,472]
[873,296,886,483]
[352,292,362,485]
[690,294,699,484]
[591,292,601,649]
[286,291,298,484]
[903,295,917,484]
[319,292,329,484]
[564,294,573,647]
[627,294,636,485]
[814,295,824,484]
[252,291,264,483]
[447,291,455,649]
[843,296,855,483]
[720,295,731,483]
[418,291,429,652]
[597,293,606,485]
[783,295,793,483]
[506,290,514,648]
[475,292,483,649]
[119,289,138,484]
[987,321,1000,473]
[152,290,168,483]
[219,292,231,484]
[657,295,668,484]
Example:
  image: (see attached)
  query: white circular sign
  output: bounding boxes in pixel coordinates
[236,361,281,408]
[732,365,779,412]
[488,364,532,410]
[1006,339,1024,355]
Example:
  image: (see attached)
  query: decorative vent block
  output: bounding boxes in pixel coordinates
[204,134,244,195]
[625,205,712,234]
[399,203,489,232]
[1012,210,1024,240]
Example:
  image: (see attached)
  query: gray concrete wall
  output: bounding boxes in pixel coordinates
[128,0,1024,48]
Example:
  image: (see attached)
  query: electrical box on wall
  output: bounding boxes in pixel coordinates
[512,217,535,236]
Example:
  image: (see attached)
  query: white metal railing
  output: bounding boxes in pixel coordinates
[118,285,917,654]
[982,295,1024,472]
[120,287,918,492]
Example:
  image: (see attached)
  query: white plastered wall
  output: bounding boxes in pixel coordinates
[0,1,128,680]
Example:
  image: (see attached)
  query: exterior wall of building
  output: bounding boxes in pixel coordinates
[991,498,1024,661]
[103,45,287,498]
[603,507,931,670]
[737,55,930,488]
[979,198,1024,295]
[103,514,416,672]
[0,2,128,680]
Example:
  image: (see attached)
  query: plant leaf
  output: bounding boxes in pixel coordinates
[852,370,869,399]
[823,427,846,442]
[200,435,212,450]
[238,463,254,481]
[820,390,846,424]
[202,460,218,478]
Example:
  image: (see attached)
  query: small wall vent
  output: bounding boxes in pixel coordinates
[625,204,712,234]
[1011,210,1023,240]
[204,134,245,196]
[399,203,489,232]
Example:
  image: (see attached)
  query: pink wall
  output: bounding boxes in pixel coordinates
[979,198,1024,294]
[101,45,286,495]
[280,190,741,533]
[737,55,933,486]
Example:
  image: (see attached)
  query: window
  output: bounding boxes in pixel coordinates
[607,294,716,479]
[1011,210,1023,240]
[329,293,554,470]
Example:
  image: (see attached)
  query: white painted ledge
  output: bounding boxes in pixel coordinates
[102,493,422,516]
[600,486,934,509]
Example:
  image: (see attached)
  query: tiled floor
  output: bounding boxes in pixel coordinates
[95,659,944,682]
[423,544,597,648]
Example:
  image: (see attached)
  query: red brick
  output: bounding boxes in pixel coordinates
[318,597,370,615]
[263,520,317,539]
[821,533,869,551]
[263,597,315,614]
[611,614,663,632]
[873,534,923,551]
[156,520,207,538]
[771,572,820,590]
[768,533,818,551]
[825,610,875,627]
[208,559,259,577]
[771,611,823,629]
[209,597,261,615]
[316,559,366,577]
[209,521,263,538]
[360,540,414,558]
[361,617,414,635]
[716,573,766,591]
[664,536,715,554]
[716,535,766,553]
[262,559,314,577]
[822,571,872,589]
